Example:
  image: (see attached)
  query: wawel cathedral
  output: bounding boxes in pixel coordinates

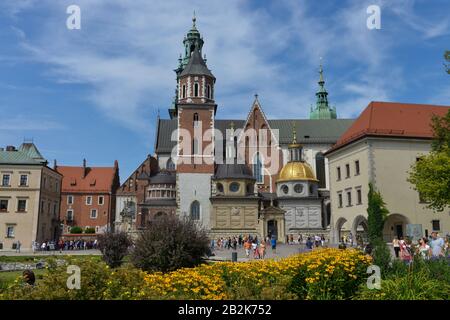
[115,17,354,242]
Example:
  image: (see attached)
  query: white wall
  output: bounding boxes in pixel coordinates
[177,173,212,229]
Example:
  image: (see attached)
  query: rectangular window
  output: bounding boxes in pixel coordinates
[2,174,11,187]
[67,195,74,205]
[90,209,98,219]
[337,167,341,181]
[6,225,14,238]
[346,191,352,207]
[355,160,360,176]
[432,220,440,231]
[357,189,362,205]
[17,199,27,212]
[345,164,350,178]
[67,210,74,222]
[338,193,343,208]
[0,199,8,212]
[86,196,92,205]
[19,175,28,186]
[98,196,104,205]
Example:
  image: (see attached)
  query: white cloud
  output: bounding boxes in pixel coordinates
[4,0,445,130]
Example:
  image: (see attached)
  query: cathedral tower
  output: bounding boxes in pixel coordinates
[175,16,216,229]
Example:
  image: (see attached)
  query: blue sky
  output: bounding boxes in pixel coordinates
[0,0,449,181]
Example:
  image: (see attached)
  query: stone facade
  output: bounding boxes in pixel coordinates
[0,143,62,250]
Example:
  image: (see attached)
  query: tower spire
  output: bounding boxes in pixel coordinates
[192,10,196,28]
[309,59,337,119]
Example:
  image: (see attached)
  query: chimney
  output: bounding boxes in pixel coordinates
[83,159,87,178]
[53,159,57,170]
[114,160,119,169]
[6,146,16,151]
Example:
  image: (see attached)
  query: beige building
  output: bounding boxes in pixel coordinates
[325,102,450,243]
[0,143,61,251]
[210,162,261,239]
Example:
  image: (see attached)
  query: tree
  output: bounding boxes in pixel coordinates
[131,215,211,272]
[408,109,450,212]
[97,231,132,268]
[445,50,450,74]
[430,109,450,152]
[367,182,389,243]
[408,147,450,212]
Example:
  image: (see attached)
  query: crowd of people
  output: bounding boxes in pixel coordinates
[392,232,449,264]
[211,233,331,259]
[32,239,98,252]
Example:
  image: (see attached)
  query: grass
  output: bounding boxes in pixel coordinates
[0,255,102,263]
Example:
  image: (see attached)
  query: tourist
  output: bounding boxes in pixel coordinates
[399,238,412,265]
[15,240,21,253]
[348,232,353,247]
[298,234,303,245]
[416,237,431,260]
[41,242,46,251]
[429,232,445,259]
[321,235,325,247]
[271,236,277,254]
[305,237,313,250]
[252,240,259,259]
[244,240,251,258]
[392,236,400,258]
[259,241,266,259]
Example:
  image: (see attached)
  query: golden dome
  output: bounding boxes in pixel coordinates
[277,161,318,182]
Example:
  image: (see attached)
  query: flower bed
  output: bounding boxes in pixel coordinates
[1,248,372,300]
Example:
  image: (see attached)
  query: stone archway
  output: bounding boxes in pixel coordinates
[335,217,348,243]
[352,215,368,245]
[383,213,410,242]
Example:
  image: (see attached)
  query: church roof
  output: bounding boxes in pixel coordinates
[180,48,215,78]
[155,118,354,153]
[213,163,255,180]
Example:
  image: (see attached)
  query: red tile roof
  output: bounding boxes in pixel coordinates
[57,165,118,193]
[326,101,450,154]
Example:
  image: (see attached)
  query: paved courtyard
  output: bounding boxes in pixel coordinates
[1,244,397,260]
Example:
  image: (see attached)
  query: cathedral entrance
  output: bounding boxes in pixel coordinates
[267,220,278,239]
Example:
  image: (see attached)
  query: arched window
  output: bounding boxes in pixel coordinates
[253,153,263,183]
[315,152,326,188]
[190,201,200,220]
[193,113,199,127]
[194,83,199,97]
[206,85,211,99]
[182,85,186,98]
[166,158,175,171]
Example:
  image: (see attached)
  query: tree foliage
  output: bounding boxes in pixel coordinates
[97,231,132,268]
[367,183,389,243]
[408,109,450,212]
[131,215,211,272]
[445,50,450,74]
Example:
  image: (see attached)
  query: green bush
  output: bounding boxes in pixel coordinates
[372,240,392,278]
[84,227,96,234]
[131,215,211,272]
[97,232,132,268]
[356,269,450,300]
[70,226,83,234]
